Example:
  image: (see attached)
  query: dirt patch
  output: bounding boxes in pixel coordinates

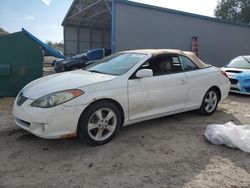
[0,94,250,187]
[0,97,15,131]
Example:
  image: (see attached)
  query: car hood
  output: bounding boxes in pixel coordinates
[22,70,117,99]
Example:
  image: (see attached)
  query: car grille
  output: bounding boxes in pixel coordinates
[17,92,28,106]
[229,78,238,85]
[16,118,30,128]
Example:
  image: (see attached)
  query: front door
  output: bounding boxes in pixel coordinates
[128,54,188,120]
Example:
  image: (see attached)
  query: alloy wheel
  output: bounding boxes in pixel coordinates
[87,108,117,142]
[204,91,218,113]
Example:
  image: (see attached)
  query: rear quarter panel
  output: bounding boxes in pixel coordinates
[185,66,229,108]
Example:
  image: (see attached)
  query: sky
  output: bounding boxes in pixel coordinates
[0,0,218,43]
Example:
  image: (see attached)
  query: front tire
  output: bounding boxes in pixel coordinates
[199,88,219,115]
[77,101,122,146]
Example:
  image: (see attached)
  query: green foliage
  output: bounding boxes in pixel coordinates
[215,0,250,24]
[0,27,9,36]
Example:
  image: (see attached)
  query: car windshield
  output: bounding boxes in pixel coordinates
[226,56,250,69]
[86,53,147,75]
[73,51,88,58]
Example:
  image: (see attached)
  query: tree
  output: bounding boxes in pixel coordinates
[46,40,64,53]
[0,27,9,37]
[46,41,53,48]
[214,0,250,24]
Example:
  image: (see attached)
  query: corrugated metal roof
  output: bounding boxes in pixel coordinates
[62,0,112,29]
[63,0,250,29]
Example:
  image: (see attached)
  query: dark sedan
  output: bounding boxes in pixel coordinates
[54,48,111,72]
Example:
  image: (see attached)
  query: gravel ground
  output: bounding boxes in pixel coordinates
[0,94,250,188]
[43,66,55,76]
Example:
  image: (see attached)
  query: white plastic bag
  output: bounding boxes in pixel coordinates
[205,122,250,153]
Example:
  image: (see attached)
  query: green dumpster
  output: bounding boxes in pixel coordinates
[0,31,43,97]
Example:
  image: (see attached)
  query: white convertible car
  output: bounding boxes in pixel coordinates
[13,49,230,145]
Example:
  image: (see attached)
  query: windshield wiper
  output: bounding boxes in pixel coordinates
[87,70,119,76]
[242,56,250,64]
[88,70,104,74]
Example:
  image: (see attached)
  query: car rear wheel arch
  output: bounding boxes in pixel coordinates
[198,86,221,115]
[209,86,221,102]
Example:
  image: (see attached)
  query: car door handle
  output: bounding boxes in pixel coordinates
[179,80,188,85]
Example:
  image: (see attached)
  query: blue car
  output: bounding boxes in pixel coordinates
[54,48,111,72]
[222,56,250,95]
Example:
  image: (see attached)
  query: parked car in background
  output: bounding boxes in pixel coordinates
[13,49,230,146]
[221,56,250,95]
[54,48,111,72]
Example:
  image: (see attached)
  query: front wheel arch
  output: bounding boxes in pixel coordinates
[77,99,124,145]
[77,98,125,130]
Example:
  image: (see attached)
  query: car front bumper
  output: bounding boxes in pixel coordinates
[12,98,87,139]
[228,78,250,95]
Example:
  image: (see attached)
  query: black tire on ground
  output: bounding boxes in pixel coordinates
[198,88,219,115]
[77,101,122,146]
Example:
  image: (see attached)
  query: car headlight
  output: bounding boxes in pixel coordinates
[31,89,84,108]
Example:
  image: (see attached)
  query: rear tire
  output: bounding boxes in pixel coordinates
[199,88,219,115]
[77,101,122,146]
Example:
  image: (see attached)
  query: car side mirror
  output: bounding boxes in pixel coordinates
[136,69,153,78]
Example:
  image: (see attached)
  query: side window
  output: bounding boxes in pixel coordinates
[179,56,198,71]
[132,54,185,79]
[87,50,104,60]
[172,57,182,72]
[140,55,182,76]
